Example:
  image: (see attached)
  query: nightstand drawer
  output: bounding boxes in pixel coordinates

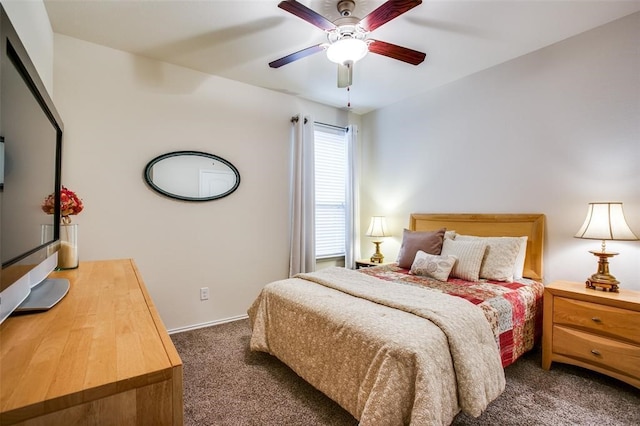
[553,325,640,380]
[553,297,640,344]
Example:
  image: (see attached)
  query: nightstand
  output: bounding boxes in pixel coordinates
[355,259,392,269]
[542,280,640,389]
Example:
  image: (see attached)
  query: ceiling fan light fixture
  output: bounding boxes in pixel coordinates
[326,38,368,65]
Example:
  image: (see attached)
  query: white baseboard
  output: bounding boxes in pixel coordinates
[168,314,248,335]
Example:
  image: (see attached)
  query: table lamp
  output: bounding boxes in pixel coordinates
[366,216,389,263]
[574,202,638,292]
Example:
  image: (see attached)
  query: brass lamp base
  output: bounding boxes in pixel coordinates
[370,241,384,263]
[585,250,620,292]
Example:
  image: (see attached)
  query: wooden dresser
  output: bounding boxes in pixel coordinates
[0,259,183,425]
[542,280,640,389]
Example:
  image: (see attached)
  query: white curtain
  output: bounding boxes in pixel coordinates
[345,125,360,269]
[289,115,316,276]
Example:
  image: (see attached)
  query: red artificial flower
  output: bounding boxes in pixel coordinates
[42,186,84,220]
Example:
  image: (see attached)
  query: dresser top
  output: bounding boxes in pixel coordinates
[0,259,182,420]
[546,280,640,311]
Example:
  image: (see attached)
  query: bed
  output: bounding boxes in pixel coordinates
[248,213,545,425]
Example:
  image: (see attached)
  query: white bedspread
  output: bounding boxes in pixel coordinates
[248,267,505,425]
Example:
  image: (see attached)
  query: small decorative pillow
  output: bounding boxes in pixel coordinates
[396,228,446,269]
[440,238,487,282]
[455,235,523,282]
[410,251,457,281]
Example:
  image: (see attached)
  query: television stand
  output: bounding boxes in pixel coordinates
[15,277,70,312]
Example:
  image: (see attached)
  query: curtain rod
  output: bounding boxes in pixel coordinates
[290,115,347,131]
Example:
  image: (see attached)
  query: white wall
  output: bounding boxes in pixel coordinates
[52,34,354,331]
[1,0,53,94]
[15,2,639,331]
[360,12,640,290]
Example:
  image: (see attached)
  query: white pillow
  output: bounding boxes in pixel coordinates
[410,251,457,282]
[440,238,487,282]
[455,235,523,282]
[444,230,457,240]
[513,236,528,280]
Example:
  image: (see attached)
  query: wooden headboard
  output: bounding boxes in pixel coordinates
[409,213,545,281]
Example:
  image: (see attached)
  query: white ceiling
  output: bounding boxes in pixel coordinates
[44,0,640,114]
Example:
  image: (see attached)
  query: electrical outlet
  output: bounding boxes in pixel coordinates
[200,287,209,301]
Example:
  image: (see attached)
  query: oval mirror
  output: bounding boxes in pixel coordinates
[144,151,240,202]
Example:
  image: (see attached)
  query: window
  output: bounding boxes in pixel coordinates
[314,124,348,259]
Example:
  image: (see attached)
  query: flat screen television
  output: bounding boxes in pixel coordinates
[0,6,67,325]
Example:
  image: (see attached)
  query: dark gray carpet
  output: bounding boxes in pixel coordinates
[171,319,640,425]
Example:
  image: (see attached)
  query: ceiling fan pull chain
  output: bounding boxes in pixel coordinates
[347,86,351,108]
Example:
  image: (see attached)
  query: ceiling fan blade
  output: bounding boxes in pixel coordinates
[368,39,426,65]
[278,0,336,31]
[337,61,353,88]
[269,44,326,68]
[359,0,422,32]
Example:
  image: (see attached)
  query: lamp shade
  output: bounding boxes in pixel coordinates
[326,38,368,64]
[366,216,389,238]
[575,202,638,241]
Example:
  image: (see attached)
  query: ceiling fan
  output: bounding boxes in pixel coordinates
[269,0,426,88]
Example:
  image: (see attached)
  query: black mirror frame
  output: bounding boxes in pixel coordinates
[144,150,240,202]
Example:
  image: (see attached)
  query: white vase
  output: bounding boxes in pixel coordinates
[43,223,79,270]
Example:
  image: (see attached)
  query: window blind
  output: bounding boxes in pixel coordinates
[314,124,347,258]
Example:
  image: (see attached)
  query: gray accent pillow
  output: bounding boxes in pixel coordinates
[397,228,446,269]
